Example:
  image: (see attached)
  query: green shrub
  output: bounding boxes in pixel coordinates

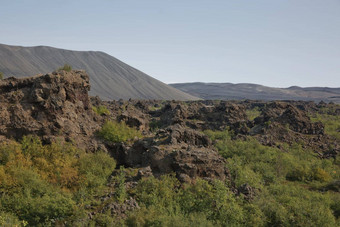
[0,117,338,225]
[115,166,127,203]
[255,184,336,227]
[180,180,245,226]
[57,64,72,72]
[89,213,117,227]
[0,211,25,227]
[312,167,332,182]
[92,105,110,116]
[126,207,215,227]
[311,113,340,140]
[78,151,116,192]
[203,129,339,225]
[0,72,3,80]
[0,137,117,226]
[0,169,75,226]
[148,104,164,111]
[149,119,162,132]
[98,121,142,143]
[330,194,340,219]
[131,175,248,226]
[246,107,261,121]
[204,128,233,142]
[205,130,338,187]
[134,175,180,208]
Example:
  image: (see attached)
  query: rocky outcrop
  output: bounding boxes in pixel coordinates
[0,70,101,150]
[98,198,140,219]
[117,113,148,131]
[155,101,249,133]
[255,102,324,135]
[108,124,229,183]
[237,183,257,201]
[1,71,338,183]
[155,124,211,147]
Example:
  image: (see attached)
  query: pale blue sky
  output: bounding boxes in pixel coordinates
[1,0,339,87]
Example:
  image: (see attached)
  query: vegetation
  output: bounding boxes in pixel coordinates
[149,119,162,132]
[0,72,3,80]
[205,129,338,186]
[204,129,339,226]
[1,126,339,226]
[311,112,340,140]
[148,103,164,111]
[0,136,116,226]
[98,121,142,143]
[57,64,72,72]
[92,105,110,116]
[246,106,261,121]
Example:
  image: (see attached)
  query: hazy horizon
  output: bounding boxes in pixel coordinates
[1,0,339,87]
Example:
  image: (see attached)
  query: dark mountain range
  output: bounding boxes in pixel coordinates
[170,82,340,103]
[0,43,197,101]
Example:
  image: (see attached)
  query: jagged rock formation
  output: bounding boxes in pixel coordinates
[0,70,101,150]
[152,101,249,132]
[0,71,230,182]
[0,70,338,184]
[108,124,229,183]
[96,197,140,219]
[102,99,338,159]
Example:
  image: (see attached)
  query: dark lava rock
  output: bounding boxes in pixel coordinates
[108,125,229,183]
[237,183,257,201]
[92,197,140,219]
[0,70,101,150]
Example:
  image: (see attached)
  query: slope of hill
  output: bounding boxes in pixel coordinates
[170,82,340,103]
[0,43,197,101]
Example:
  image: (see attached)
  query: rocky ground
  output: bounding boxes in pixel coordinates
[0,71,339,221]
[0,70,339,181]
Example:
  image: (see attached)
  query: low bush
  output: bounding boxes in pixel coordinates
[0,136,116,226]
[255,184,336,226]
[57,64,72,72]
[203,129,339,226]
[1,127,338,225]
[98,121,142,143]
[0,211,26,226]
[92,105,110,116]
[205,130,338,187]
[78,151,116,192]
[311,112,340,140]
[246,106,261,121]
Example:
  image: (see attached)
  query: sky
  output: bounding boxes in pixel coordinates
[1,0,339,87]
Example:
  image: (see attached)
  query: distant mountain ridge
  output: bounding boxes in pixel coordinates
[0,43,197,101]
[170,82,340,103]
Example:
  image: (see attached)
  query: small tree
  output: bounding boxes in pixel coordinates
[0,72,3,80]
[57,64,72,72]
